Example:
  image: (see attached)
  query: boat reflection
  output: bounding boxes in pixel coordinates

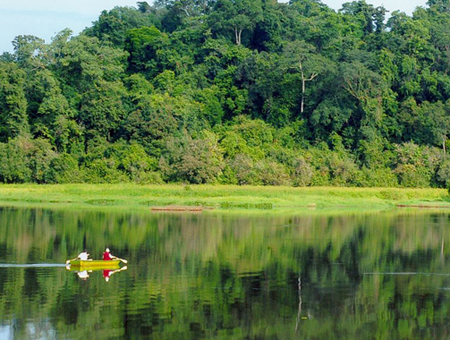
[77,270,90,280]
[66,264,128,281]
[103,266,128,282]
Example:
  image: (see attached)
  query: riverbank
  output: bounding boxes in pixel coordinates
[0,184,448,212]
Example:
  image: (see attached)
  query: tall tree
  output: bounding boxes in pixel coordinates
[281,41,327,114]
[209,0,263,45]
[341,61,385,128]
[0,62,29,141]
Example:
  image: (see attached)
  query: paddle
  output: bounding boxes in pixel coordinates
[112,256,128,264]
[65,257,78,264]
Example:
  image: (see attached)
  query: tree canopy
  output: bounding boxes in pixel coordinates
[1,0,450,188]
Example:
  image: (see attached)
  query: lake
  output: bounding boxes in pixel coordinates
[1,206,450,339]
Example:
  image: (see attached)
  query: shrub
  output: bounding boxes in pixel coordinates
[132,171,163,184]
[360,167,398,187]
[254,160,291,186]
[394,163,432,188]
[328,155,361,186]
[0,137,31,183]
[120,143,158,183]
[218,165,238,185]
[220,131,252,159]
[292,157,313,187]
[310,166,331,186]
[28,138,58,183]
[437,159,450,188]
[82,159,129,184]
[393,143,439,188]
[229,116,274,148]
[307,142,361,187]
[228,153,255,185]
[0,136,58,184]
[82,139,160,184]
[46,153,82,183]
[160,131,224,184]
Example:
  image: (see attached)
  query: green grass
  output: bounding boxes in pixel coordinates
[0,184,448,212]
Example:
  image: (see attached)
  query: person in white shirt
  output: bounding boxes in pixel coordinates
[77,250,90,261]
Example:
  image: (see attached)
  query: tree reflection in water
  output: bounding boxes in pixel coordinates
[1,207,450,338]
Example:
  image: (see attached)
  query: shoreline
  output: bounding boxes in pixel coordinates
[0,184,448,213]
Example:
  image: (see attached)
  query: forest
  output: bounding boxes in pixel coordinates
[2,0,450,188]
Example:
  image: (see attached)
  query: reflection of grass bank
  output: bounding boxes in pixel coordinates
[0,184,448,212]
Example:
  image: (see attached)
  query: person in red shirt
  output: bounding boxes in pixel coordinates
[103,248,116,260]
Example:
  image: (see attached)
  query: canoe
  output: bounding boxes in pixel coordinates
[69,259,121,268]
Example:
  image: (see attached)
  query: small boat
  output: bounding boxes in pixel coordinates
[68,259,121,268]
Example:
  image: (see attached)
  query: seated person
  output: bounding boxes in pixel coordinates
[103,248,116,260]
[78,250,90,261]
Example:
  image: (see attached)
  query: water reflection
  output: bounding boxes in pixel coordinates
[1,207,450,338]
[65,265,128,282]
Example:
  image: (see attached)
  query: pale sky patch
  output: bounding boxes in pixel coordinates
[0,0,428,54]
[321,0,425,13]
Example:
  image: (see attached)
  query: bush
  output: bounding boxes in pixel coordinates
[394,164,432,188]
[393,143,439,188]
[133,171,163,184]
[0,137,31,183]
[292,157,313,187]
[254,160,291,186]
[160,131,224,184]
[218,165,239,185]
[310,167,331,186]
[82,159,129,184]
[0,136,57,184]
[228,153,255,185]
[120,143,158,183]
[360,167,398,187]
[82,139,160,184]
[229,116,274,149]
[437,159,450,188]
[307,142,361,187]
[46,153,82,183]
[328,155,361,186]
[28,138,58,183]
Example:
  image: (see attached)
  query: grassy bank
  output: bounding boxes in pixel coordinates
[0,184,448,212]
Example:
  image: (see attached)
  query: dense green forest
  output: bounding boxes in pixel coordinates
[2,0,450,187]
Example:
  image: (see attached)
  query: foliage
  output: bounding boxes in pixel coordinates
[160,131,224,183]
[46,153,82,183]
[2,1,450,188]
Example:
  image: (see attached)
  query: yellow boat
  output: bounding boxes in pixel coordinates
[68,259,121,269]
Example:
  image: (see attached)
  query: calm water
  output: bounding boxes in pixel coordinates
[1,207,450,339]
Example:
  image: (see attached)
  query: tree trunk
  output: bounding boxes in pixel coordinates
[235,27,242,45]
[301,70,306,114]
[297,60,317,114]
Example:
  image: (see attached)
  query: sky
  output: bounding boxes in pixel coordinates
[0,0,428,55]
